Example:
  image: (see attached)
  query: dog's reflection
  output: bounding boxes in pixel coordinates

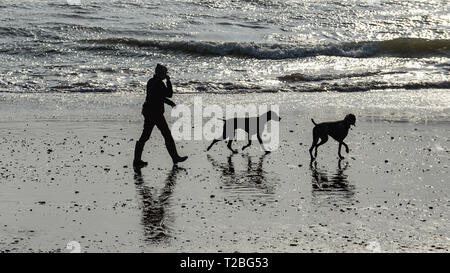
[310,160,355,204]
[207,153,275,197]
[133,166,184,244]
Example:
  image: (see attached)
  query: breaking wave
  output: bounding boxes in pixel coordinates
[81,37,450,59]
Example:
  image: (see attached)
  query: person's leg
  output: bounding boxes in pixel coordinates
[155,115,187,164]
[134,116,155,166]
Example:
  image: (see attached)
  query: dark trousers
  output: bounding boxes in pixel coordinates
[134,113,179,162]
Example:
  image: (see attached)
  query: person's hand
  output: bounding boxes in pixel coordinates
[168,101,176,107]
[165,74,170,81]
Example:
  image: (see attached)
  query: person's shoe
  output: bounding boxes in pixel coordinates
[133,160,148,168]
[172,156,188,165]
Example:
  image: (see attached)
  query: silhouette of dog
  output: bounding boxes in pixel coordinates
[309,114,356,160]
[206,110,281,154]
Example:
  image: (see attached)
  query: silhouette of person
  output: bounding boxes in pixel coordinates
[134,166,184,243]
[133,64,188,167]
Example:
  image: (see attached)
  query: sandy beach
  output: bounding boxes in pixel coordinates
[0,90,448,253]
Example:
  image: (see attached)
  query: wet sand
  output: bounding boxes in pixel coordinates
[0,90,449,252]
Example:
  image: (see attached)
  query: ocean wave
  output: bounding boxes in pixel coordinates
[0,26,32,38]
[47,22,107,33]
[80,38,450,59]
[178,80,450,94]
[1,80,448,95]
[309,81,450,93]
[277,71,407,82]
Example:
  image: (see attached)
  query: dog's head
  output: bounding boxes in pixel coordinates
[265,110,281,122]
[344,114,356,126]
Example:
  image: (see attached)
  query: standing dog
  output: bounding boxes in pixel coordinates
[206,110,281,154]
[309,114,356,160]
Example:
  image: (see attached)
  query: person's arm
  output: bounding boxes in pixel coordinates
[164,97,176,107]
[165,76,173,98]
[163,75,174,106]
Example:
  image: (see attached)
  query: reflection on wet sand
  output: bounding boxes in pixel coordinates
[207,154,276,201]
[310,160,355,205]
[133,166,184,244]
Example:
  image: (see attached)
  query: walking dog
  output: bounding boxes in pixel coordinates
[206,110,281,154]
[309,114,356,160]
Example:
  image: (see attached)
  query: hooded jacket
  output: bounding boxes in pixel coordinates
[143,76,173,115]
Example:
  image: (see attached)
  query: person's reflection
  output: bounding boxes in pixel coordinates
[310,160,355,203]
[207,153,274,195]
[133,166,184,243]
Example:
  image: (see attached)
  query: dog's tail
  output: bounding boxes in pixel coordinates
[311,119,317,126]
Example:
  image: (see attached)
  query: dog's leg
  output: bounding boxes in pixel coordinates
[207,138,221,151]
[242,140,252,151]
[338,142,344,159]
[314,136,328,158]
[309,135,319,160]
[257,134,270,154]
[342,141,350,153]
[227,140,238,153]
